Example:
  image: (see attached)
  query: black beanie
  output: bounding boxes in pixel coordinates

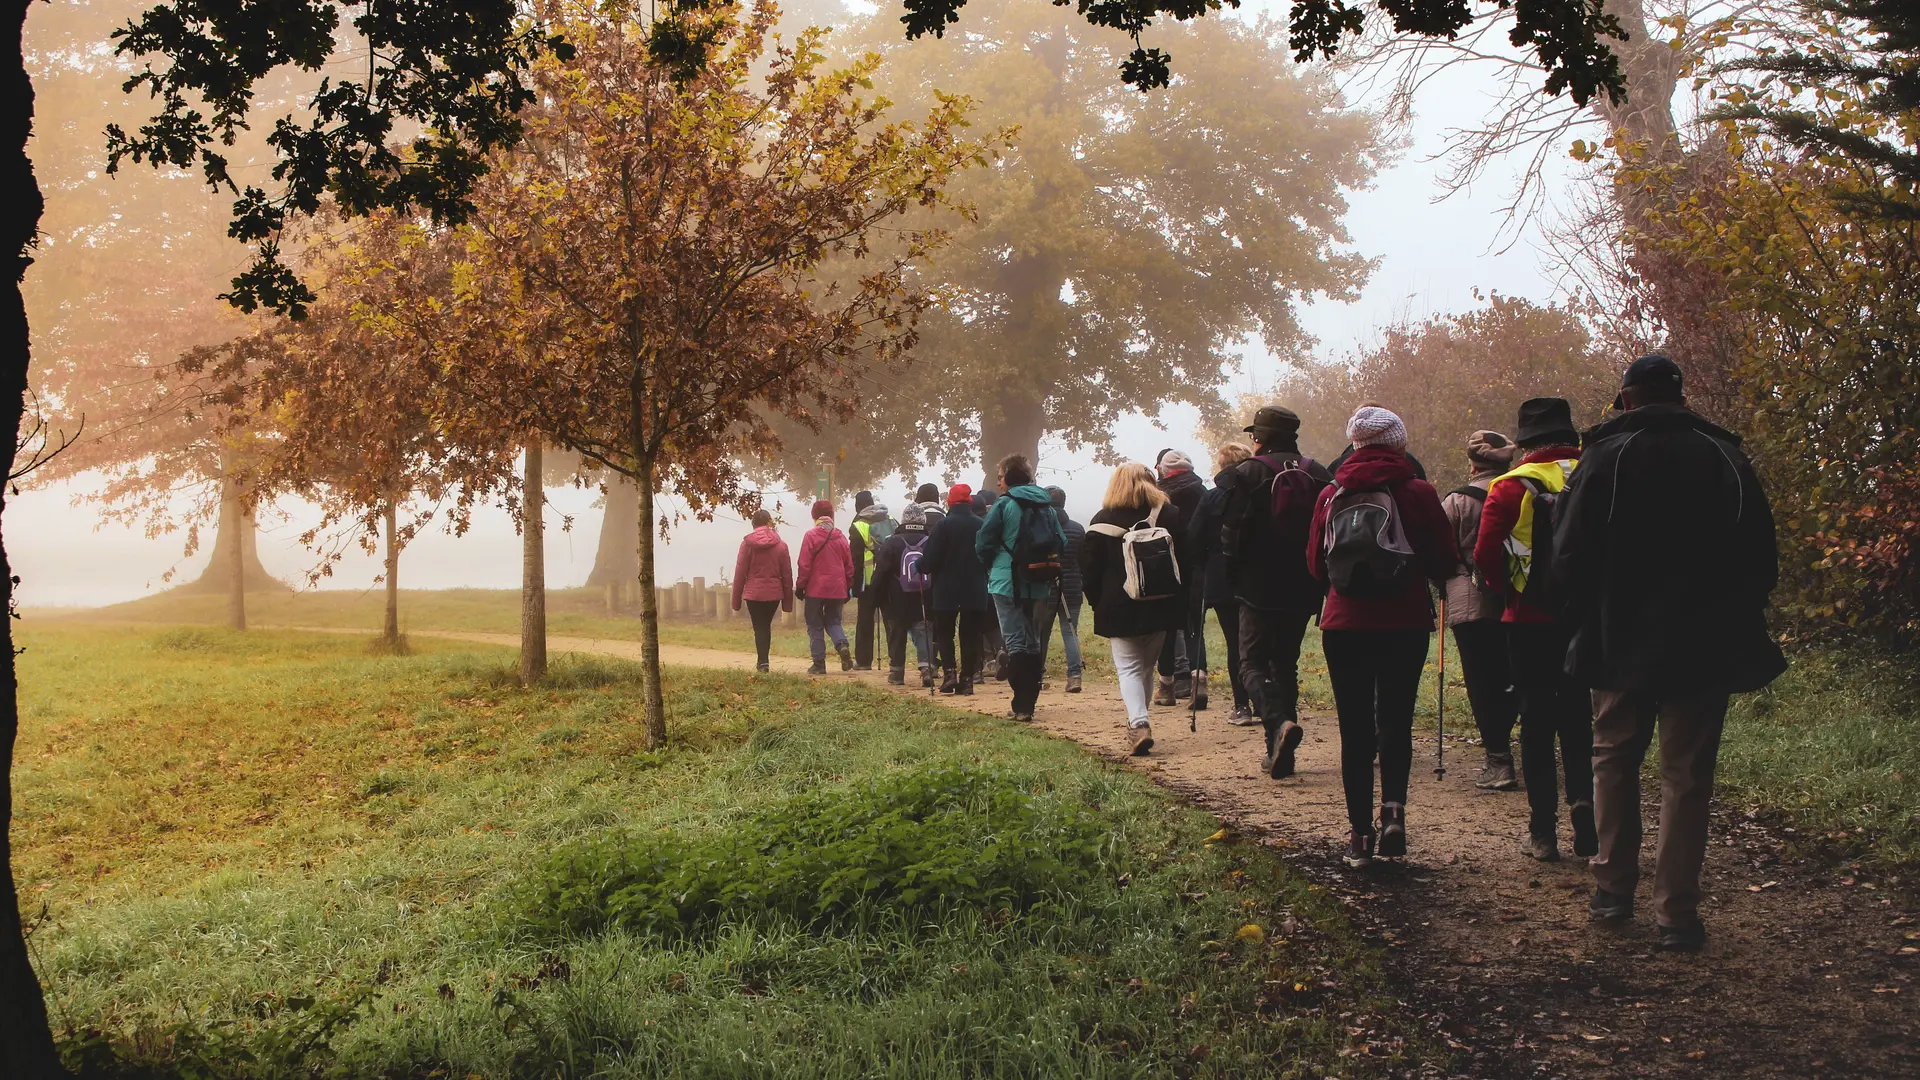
[853,490,873,511]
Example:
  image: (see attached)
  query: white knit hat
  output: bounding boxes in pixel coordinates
[1347,406,1408,450]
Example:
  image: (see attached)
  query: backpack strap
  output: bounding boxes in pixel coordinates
[1087,523,1127,538]
[1449,485,1488,502]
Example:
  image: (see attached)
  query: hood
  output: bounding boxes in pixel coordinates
[1333,444,1418,490]
[1585,401,1741,446]
[1159,469,1204,498]
[744,525,783,548]
[856,502,891,523]
[1004,484,1053,504]
[915,499,945,514]
[1213,467,1237,488]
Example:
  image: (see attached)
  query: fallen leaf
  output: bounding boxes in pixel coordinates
[1236,923,1266,944]
[1687,1050,1707,1060]
[1581,1033,1605,1042]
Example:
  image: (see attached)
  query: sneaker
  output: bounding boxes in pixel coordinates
[1589,887,1634,924]
[1263,720,1304,779]
[756,662,770,673]
[1571,801,1598,858]
[806,662,827,676]
[1475,752,1518,791]
[1172,672,1192,700]
[1226,706,1260,727]
[1377,803,1407,858]
[1343,829,1375,868]
[1066,674,1082,694]
[1009,709,1034,723]
[1190,671,1209,711]
[1658,919,1708,953]
[887,669,906,686]
[836,643,854,672]
[1523,831,1561,862]
[1155,676,1177,707]
[1128,724,1154,756]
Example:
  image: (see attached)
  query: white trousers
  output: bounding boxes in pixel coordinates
[1110,632,1167,729]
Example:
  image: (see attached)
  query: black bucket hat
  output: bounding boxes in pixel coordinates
[1515,397,1578,447]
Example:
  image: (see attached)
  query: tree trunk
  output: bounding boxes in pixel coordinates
[980,386,1046,477]
[633,453,667,748]
[180,472,285,596]
[1,1,62,1072]
[586,475,640,611]
[520,443,547,684]
[382,502,401,645]
[224,476,247,631]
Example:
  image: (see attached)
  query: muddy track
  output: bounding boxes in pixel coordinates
[389,629,1920,1078]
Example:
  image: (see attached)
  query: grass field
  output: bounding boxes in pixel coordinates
[16,624,1424,1078]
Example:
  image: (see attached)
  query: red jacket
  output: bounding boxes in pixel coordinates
[731,526,794,610]
[1473,445,1581,624]
[796,521,855,601]
[1306,446,1457,632]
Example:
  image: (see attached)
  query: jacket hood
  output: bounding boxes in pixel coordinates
[1159,468,1204,497]
[856,503,891,523]
[1213,467,1237,487]
[1004,484,1053,503]
[1585,401,1742,446]
[744,525,783,548]
[1333,444,1417,490]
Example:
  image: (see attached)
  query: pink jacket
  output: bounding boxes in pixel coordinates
[796,521,855,601]
[731,527,794,610]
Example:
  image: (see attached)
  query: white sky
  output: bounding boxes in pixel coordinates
[11,6,1586,610]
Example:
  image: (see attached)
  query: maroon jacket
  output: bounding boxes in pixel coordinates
[796,520,855,601]
[1306,446,1457,632]
[1473,445,1581,625]
[731,526,794,610]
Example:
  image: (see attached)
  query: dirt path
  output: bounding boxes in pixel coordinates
[400,629,1918,1077]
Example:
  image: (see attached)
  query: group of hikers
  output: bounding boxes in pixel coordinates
[729,353,1785,952]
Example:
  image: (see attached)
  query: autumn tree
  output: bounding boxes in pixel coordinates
[454,0,989,745]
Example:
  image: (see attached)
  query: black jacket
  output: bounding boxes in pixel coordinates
[1551,403,1786,695]
[1188,469,1237,607]
[1220,451,1333,611]
[921,504,990,612]
[1082,502,1189,639]
[1158,468,1206,523]
[1057,513,1087,604]
[869,526,934,624]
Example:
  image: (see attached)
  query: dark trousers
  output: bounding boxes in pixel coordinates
[1322,628,1429,832]
[1452,619,1517,754]
[1155,592,1207,678]
[1238,605,1313,725]
[745,599,781,668]
[854,591,886,668]
[886,601,932,673]
[1508,621,1595,835]
[934,608,989,679]
[1210,602,1246,708]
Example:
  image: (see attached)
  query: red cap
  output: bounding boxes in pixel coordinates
[946,483,973,507]
[810,498,833,521]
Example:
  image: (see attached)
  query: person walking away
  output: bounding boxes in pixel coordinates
[1219,406,1333,779]
[1189,443,1256,723]
[975,454,1067,722]
[1034,485,1087,693]
[972,482,1008,681]
[922,484,991,695]
[1307,407,1458,867]
[870,502,939,686]
[1330,402,1430,480]
[1084,462,1190,755]
[796,498,856,674]
[1474,398,1594,861]
[1154,449,1207,705]
[1553,355,1785,952]
[730,509,794,672]
[912,482,946,529]
[1442,430,1521,789]
[848,491,897,671]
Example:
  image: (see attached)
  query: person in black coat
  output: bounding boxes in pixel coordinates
[921,483,991,695]
[1153,449,1208,705]
[1187,443,1254,723]
[869,502,938,687]
[1034,485,1088,693]
[1550,355,1786,952]
[1083,462,1190,757]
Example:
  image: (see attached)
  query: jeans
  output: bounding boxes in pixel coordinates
[804,597,848,665]
[1322,628,1429,832]
[991,593,1041,655]
[1110,632,1166,728]
[1590,689,1729,928]
[1210,601,1247,708]
[744,599,781,668]
[1034,596,1084,677]
[1508,621,1595,835]
[1238,605,1313,725]
[933,608,989,676]
[1452,619,1517,754]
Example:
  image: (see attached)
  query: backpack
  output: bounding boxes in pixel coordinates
[1508,478,1560,609]
[1323,485,1418,598]
[1232,454,1325,558]
[1005,496,1063,584]
[1089,505,1182,601]
[897,536,929,593]
[1448,485,1500,595]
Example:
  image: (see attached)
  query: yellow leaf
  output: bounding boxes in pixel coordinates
[1235,923,1265,944]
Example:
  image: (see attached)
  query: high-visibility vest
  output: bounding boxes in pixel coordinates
[852,519,887,586]
[1493,457,1577,595]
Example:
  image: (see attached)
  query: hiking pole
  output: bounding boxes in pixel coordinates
[1435,598,1447,781]
[1189,668,1201,733]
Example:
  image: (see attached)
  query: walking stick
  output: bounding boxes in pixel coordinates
[1189,668,1201,733]
[1435,598,1448,781]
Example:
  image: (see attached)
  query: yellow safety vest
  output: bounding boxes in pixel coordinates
[1494,457,1578,595]
[852,519,877,586]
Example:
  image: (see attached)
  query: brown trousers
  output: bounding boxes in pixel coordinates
[1589,689,1729,928]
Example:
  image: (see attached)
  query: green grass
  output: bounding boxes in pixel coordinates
[16,625,1423,1078]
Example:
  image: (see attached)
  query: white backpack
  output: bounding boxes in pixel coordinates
[1088,505,1182,600]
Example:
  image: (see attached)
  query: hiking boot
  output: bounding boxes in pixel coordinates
[991,652,1009,681]
[1589,887,1634,924]
[855,663,875,672]
[1523,830,1561,862]
[1066,673,1082,694]
[1476,752,1518,791]
[1377,803,1407,859]
[1263,720,1304,779]
[1190,671,1209,711]
[756,662,770,673]
[1571,801,1598,858]
[1226,706,1260,727]
[1155,675,1177,707]
[1343,829,1375,868]
[887,669,906,686]
[1008,709,1034,723]
[1128,724,1154,756]
[938,669,958,695]
[1173,672,1192,700]
[956,681,974,696]
[806,661,827,676]
[920,666,936,689]
[1658,919,1708,953]
[836,643,854,671]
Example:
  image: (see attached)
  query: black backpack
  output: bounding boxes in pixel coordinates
[1511,478,1561,610]
[1006,496,1063,585]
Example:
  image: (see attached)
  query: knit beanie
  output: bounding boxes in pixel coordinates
[1346,406,1408,451]
[900,503,928,530]
[946,483,973,507]
[914,482,940,505]
[1157,449,1195,476]
[810,498,833,521]
[853,490,874,511]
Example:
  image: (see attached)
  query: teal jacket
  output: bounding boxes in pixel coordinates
[975,484,1067,600]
